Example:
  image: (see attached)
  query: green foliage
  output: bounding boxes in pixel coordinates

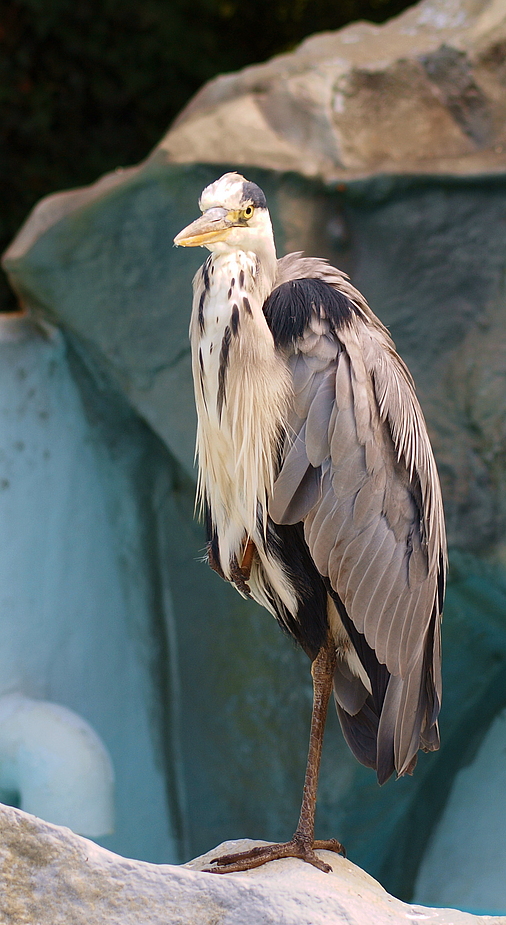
[1,0,415,308]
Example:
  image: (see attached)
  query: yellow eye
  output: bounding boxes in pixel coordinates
[242,205,254,220]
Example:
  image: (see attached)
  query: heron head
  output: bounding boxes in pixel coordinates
[174,173,274,255]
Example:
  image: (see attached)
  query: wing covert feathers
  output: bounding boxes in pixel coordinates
[269,254,446,783]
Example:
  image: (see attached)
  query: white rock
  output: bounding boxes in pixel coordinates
[2,803,505,925]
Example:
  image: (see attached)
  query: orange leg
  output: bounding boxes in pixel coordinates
[240,538,255,577]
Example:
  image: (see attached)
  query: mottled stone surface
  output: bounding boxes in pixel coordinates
[2,804,504,925]
[158,0,506,180]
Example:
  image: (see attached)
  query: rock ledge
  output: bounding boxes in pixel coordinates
[1,803,505,924]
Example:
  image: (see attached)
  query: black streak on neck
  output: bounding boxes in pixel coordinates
[217,325,232,420]
[231,305,240,336]
[198,291,206,332]
[203,256,211,292]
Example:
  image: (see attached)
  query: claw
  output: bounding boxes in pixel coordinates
[229,555,251,596]
[207,542,225,580]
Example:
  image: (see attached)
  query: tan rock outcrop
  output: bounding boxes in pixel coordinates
[157,0,506,180]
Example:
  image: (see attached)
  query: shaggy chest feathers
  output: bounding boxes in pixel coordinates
[190,251,294,612]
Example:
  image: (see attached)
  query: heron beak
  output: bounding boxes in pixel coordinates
[174,208,233,247]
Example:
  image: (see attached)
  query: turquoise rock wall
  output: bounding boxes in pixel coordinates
[3,162,506,906]
[414,699,506,915]
[0,315,179,861]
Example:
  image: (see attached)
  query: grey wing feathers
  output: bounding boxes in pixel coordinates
[275,252,370,318]
[270,254,446,783]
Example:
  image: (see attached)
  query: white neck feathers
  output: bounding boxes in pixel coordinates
[190,248,290,576]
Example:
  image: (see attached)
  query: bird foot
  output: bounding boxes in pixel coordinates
[203,836,345,874]
[229,556,252,597]
[207,543,226,580]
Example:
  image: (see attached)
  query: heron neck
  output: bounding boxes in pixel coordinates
[208,236,278,303]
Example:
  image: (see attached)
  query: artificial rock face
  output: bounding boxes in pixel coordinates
[3,0,506,910]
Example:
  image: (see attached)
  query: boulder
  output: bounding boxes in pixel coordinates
[1,803,503,925]
[157,0,506,180]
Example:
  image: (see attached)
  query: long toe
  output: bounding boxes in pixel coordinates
[203,838,341,874]
[313,838,346,857]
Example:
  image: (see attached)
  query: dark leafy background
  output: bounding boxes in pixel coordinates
[1,0,415,308]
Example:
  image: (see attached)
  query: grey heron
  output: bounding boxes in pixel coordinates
[174,173,446,874]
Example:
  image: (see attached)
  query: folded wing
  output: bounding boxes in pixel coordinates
[267,257,446,783]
